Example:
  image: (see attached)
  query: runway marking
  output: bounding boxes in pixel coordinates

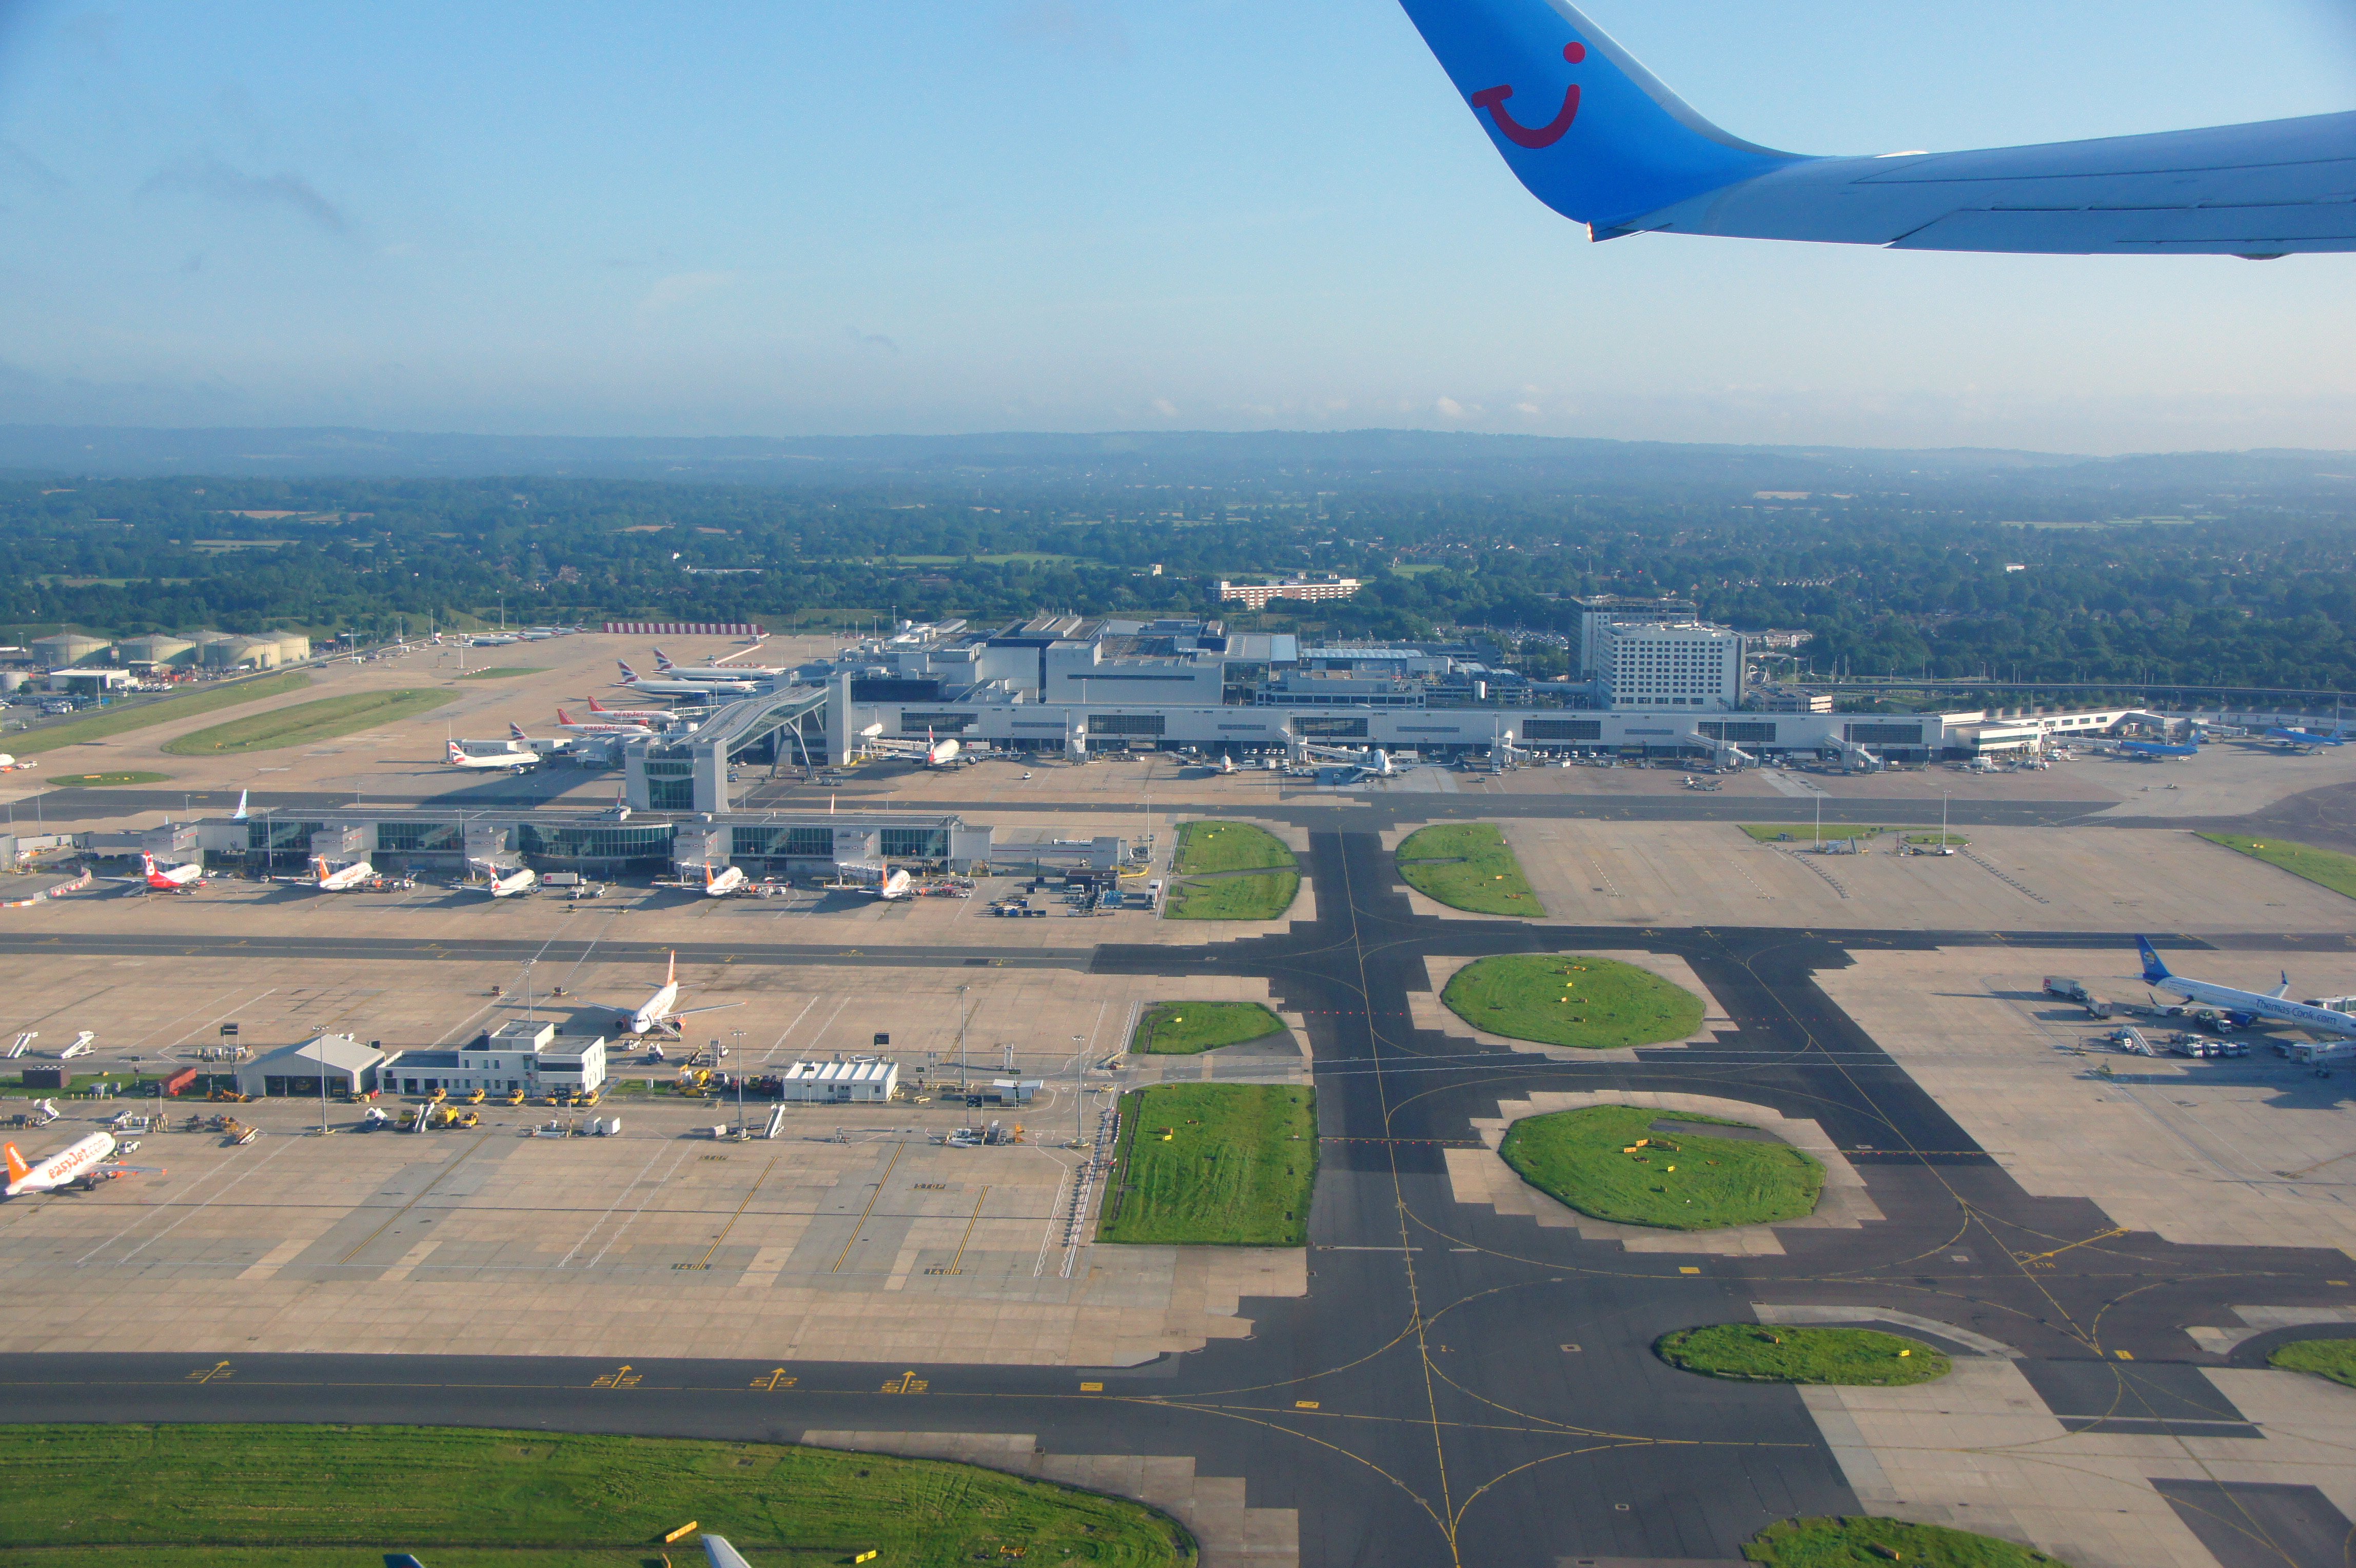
[2013,1227,2130,1268]
[925,1185,990,1276]
[880,1370,929,1394]
[184,1360,233,1383]
[337,1133,495,1265]
[690,1155,779,1270]
[590,1364,643,1388]
[831,1142,906,1273]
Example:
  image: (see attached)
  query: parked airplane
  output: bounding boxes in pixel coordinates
[603,951,743,1036]
[586,695,676,723]
[2137,937,2356,1043]
[112,852,209,892]
[651,646,789,679]
[447,739,539,772]
[616,661,761,697]
[860,725,964,768]
[871,867,913,900]
[554,707,652,734]
[1397,0,2356,257]
[2269,726,2348,748]
[471,861,539,898]
[4,1131,165,1198]
[695,862,748,897]
[310,855,379,892]
[2118,740,2200,761]
[0,754,35,772]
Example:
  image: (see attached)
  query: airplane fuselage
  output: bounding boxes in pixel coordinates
[5,1132,116,1197]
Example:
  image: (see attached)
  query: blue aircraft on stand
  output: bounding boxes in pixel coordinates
[2117,739,2200,761]
[1397,0,2356,256]
[2269,725,2349,749]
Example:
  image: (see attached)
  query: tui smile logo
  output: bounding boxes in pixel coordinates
[1470,42,1585,149]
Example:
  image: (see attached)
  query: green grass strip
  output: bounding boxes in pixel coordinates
[4,672,311,756]
[1099,1084,1316,1245]
[1745,1515,2071,1566]
[1396,823,1540,914]
[1658,1324,1950,1386]
[1441,953,1702,1050]
[1172,820,1296,874]
[1500,1104,1822,1230]
[1133,1002,1287,1054]
[456,665,549,680]
[163,690,453,754]
[41,771,172,787]
[0,1423,1194,1565]
[1164,871,1299,920]
[2268,1336,2356,1387]
[2200,833,2356,901]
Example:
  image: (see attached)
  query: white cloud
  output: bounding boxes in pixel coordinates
[636,270,736,316]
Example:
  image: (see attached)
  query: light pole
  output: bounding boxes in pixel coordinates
[957,985,970,1099]
[1073,1034,1087,1148]
[732,1027,746,1133]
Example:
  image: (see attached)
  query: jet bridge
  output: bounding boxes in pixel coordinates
[624,685,830,814]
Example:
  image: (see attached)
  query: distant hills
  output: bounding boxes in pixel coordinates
[1,423,2350,496]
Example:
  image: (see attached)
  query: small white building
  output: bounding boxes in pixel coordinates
[378,1020,607,1097]
[235,1032,395,1097]
[777,1059,898,1103]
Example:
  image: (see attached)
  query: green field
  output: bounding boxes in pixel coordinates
[43,771,172,787]
[1658,1324,1950,1386]
[1499,1105,1824,1230]
[162,689,453,754]
[2268,1336,2356,1386]
[1740,823,1915,844]
[1134,1001,1287,1054]
[4,672,311,756]
[1099,1084,1316,1245]
[1441,954,1703,1049]
[1396,823,1541,915]
[0,1424,1192,1566]
[2200,834,2356,901]
[1165,871,1299,920]
[1745,1516,2069,1567]
[456,665,548,680]
[1173,820,1297,874]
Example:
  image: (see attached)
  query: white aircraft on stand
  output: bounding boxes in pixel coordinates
[0,754,35,773]
[616,661,760,697]
[585,695,676,724]
[869,867,913,900]
[5,1132,165,1198]
[309,855,379,892]
[471,860,539,898]
[601,951,744,1036]
[446,739,539,772]
[554,707,652,735]
[661,861,749,897]
[2137,938,2356,1054]
[105,852,209,893]
[860,726,963,768]
[1293,740,1403,778]
[652,647,789,679]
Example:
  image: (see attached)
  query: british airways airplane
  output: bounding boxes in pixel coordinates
[1399,0,2356,256]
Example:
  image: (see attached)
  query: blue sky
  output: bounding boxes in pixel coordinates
[0,0,2351,452]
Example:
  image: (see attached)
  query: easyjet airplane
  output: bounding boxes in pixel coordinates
[5,1132,165,1198]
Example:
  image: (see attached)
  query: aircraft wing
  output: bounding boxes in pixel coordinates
[1626,115,2356,256]
[668,1003,745,1019]
[1398,0,2356,257]
[95,1163,168,1175]
[702,1537,755,1568]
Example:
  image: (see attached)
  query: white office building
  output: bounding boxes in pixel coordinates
[777,1059,899,1103]
[1595,621,1745,710]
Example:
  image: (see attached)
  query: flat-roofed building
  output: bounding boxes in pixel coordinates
[777,1059,898,1103]
[235,1032,395,1098]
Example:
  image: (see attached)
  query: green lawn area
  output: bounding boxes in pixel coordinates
[162,689,452,754]
[2200,834,2356,901]
[456,665,549,680]
[2268,1336,2356,1387]
[42,771,172,787]
[1441,953,1703,1049]
[0,1424,1192,1566]
[1658,1324,1950,1386]
[4,672,311,756]
[1395,822,1541,915]
[1745,1516,2069,1567]
[1099,1083,1316,1245]
[1499,1105,1823,1230]
[1173,820,1297,874]
[1164,871,1299,920]
[1134,1001,1287,1054]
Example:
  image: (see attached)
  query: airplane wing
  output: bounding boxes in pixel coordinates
[1397,0,2356,257]
[702,1536,755,1568]
[95,1163,168,1175]
[668,1003,746,1019]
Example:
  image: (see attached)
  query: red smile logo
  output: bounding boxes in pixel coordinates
[1470,42,1585,149]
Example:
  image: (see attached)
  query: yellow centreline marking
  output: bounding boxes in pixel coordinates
[831,1143,905,1273]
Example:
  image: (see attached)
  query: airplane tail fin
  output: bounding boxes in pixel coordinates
[511,721,531,740]
[2136,937,2172,985]
[587,695,611,712]
[2275,971,2294,1000]
[666,950,677,986]
[448,740,466,762]
[4,1143,27,1183]
[556,709,576,726]
[231,789,248,821]
[617,660,639,680]
[653,646,674,669]
[1394,0,1800,232]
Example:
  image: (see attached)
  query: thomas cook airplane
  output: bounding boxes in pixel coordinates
[1398,0,2356,256]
